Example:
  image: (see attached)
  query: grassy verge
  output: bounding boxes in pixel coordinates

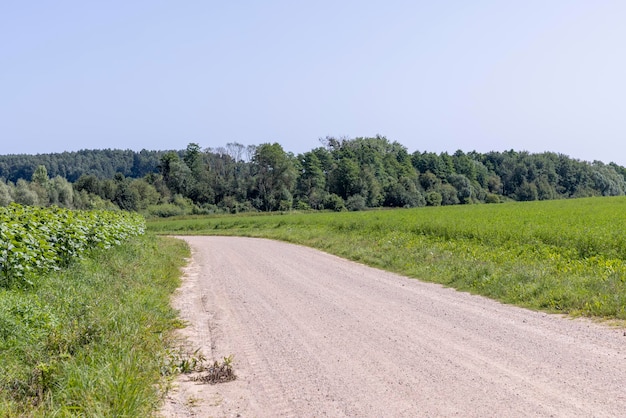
[0,234,189,417]
[149,197,626,320]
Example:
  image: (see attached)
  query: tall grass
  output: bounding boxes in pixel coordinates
[149,197,626,320]
[0,235,189,417]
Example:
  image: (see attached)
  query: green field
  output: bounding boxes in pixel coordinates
[149,196,626,320]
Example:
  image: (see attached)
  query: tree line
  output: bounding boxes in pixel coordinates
[0,149,174,183]
[1,136,625,215]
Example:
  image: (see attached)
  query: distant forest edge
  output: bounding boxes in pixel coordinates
[0,149,177,183]
[1,136,625,215]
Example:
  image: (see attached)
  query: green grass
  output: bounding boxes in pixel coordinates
[149,196,626,320]
[0,234,189,417]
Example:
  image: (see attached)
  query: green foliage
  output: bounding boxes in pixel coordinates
[425,191,443,206]
[0,204,145,288]
[149,196,626,319]
[165,348,236,384]
[145,203,186,218]
[31,166,48,186]
[0,181,13,206]
[251,143,297,211]
[3,139,626,214]
[0,235,189,416]
[485,193,501,204]
[323,193,346,211]
[346,194,367,211]
[0,149,173,183]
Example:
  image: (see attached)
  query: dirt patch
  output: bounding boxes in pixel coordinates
[160,236,626,417]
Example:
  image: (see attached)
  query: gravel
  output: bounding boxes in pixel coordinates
[160,236,626,417]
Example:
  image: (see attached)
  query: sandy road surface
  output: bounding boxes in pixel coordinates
[160,236,626,417]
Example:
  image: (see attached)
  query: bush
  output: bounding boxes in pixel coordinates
[485,193,501,204]
[294,200,311,211]
[323,194,346,212]
[426,191,442,206]
[346,195,367,211]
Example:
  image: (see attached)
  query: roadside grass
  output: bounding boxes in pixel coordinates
[149,196,626,321]
[0,234,189,417]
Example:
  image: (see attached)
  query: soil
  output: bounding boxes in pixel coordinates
[159,236,626,417]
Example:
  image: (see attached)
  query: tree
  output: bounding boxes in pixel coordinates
[439,184,460,205]
[296,151,327,209]
[165,158,193,196]
[448,174,473,204]
[183,143,203,175]
[113,174,141,211]
[100,179,117,201]
[516,180,538,201]
[31,165,49,186]
[330,157,361,199]
[48,176,74,207]
[225,142,246,162]
[74,174,102,196]
[251,143,296,211]
[412,151,454,179]
[590,164,626,196]
[158,152,180,185]
[13,179,39,206]
[0,180,13,206]
[128,178,161,210]
[535,175,557,200]
[452,150,477,181]
[384,176,425,207]
[419,171,440,191]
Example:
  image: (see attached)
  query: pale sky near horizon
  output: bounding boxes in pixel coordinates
[2,1,625,165]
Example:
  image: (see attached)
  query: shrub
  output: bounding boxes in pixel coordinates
[426,191,442,206]
[346,195,367,211]
[323,194,346,212]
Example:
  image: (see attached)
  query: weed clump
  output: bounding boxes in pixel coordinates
[172,350,237,385]
[193,356,236,384]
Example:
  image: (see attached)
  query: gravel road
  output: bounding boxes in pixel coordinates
[160,236,626,417]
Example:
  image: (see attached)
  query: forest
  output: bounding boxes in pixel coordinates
[1,136,625,216]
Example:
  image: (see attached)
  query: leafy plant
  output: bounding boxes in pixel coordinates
[165,348,236,384]
[165,347,207,375]
[193,355,236,385]
[0,203,145,288]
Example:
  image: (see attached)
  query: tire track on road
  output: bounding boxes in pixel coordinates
[162,236,626,417]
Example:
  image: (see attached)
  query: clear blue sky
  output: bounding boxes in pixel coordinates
[2,1,625,164]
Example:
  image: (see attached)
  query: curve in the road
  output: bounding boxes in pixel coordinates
[161,236,626,418]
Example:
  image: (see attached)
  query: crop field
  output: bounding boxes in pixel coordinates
[1,203,146,288]
[0,204,188,416]
[149,196,626,320]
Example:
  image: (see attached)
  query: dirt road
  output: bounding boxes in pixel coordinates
[160,236,626,417]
